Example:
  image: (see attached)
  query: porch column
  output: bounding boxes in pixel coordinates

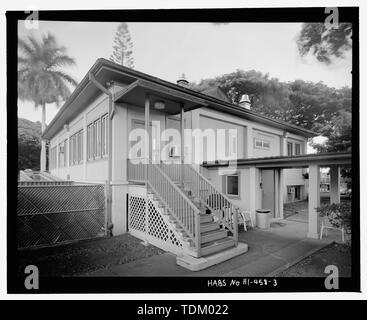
[280,131,288,156]
[307,164,320,239]
[278,168,285,219]
[249,166,260,223]
[83,113,87,180]
[330,165,340,204]
[180,104,185,185]
[144,94,150,181]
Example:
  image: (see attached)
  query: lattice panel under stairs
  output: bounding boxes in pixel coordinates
[128,194,183,254]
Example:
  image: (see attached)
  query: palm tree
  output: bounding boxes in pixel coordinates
[18,33,78,171]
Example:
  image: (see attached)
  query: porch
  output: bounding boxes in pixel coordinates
[116,82,246,267]
[203,152,352,240]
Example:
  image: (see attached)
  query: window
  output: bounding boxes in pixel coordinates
[69,129,83,165]
[287,142,293,156]
[254,138,270,150]
[101,114,108,156]
[58,141,64,168]
[87,114,108,161]
[64,139,68,167]
[168,145,179,158]
[50,146,57,170]
[225,174,239,197]
[229,130,237,156]
[295,143,301,155]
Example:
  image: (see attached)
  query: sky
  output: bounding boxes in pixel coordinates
[17,21,352,124]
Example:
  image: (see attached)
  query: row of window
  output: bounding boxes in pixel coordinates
[87,114,108,160]
[70,129,84,165]
[254,138,270,150]
[287,142,301,156]
[49,114,109,170]
[58,139,68,168]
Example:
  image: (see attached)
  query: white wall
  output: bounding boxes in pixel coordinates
[191,107,309,205]
[252,129,281,158]
[49,87,114,182]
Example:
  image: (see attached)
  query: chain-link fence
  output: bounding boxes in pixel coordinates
[17,183,106,249]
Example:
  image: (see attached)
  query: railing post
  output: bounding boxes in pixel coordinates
[145,95,150,181]
[180,104,185,186]
[233,207,239,246]
[195,213,201,257]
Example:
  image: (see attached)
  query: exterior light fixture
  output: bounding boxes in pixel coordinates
[154,100,165,110]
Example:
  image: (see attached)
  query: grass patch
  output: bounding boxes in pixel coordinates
[17,234,164,277]
[276,242,351,277]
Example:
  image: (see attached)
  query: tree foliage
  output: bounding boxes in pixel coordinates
[190,70,351,133]
[317,202,352,232]
[110,23,134,68]
[297,23,352,64]
[18,134,41,171]
[18,33,77,171]
[18,33,78,107]
[18,118,42,171]
[311,111,352,153]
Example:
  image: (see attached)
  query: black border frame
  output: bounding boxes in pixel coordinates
[7,7,360,294]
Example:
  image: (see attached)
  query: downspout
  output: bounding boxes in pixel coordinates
[89,72,114,236]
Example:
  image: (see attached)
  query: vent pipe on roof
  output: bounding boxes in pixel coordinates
[176,73,189,87]
[239,94,251,110]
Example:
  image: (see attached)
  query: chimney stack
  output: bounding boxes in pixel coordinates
[176,73,189,87]
[239,94,251,110]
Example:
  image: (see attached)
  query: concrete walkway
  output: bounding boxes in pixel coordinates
[86,219,334,277]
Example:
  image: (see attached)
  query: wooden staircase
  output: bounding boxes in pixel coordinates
[149,183,236,258]
[128,159,248,270]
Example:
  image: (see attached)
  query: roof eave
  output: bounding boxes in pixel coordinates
[42,58,318,140]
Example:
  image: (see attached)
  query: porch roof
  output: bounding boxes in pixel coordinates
[202,152,352,169]
[42,58,317,140]
[113,79,209,115]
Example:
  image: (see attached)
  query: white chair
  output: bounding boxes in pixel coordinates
[239,210,254,231]
[320,216,345,242]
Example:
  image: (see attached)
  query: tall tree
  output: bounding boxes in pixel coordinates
[18,33,78,171]
[190,70,292,121]
[311,111,352,153]
[18,118,42,171]
[110,23,134,68]
[297,23,352,64]
[190,71,351,133]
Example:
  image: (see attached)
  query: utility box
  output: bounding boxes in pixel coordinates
[256,209,271,229]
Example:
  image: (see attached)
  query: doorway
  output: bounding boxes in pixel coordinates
[130,119,161,163]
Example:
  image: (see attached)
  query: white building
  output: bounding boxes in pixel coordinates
[42,59,350,269]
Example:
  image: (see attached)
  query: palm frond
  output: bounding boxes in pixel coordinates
[49,55,76,68]
[27,35,41,54]
[50,70,78,87]
[18,38,34,56]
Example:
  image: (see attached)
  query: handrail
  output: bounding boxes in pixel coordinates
[127,158,202,256]
[183,164,238,245]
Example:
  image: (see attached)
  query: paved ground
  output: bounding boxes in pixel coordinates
[85,219,336,277]
[284,197,351,222]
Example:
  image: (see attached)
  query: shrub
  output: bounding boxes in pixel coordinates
[317,202,352,232]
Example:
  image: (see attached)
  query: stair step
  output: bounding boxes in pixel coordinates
[201,229,228,244]
[200,214,213,223]
[201,238,235,257]
[200,222,220,233]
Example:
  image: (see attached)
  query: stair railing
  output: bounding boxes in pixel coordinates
[128,158,202,256]
[183,164,239,246]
